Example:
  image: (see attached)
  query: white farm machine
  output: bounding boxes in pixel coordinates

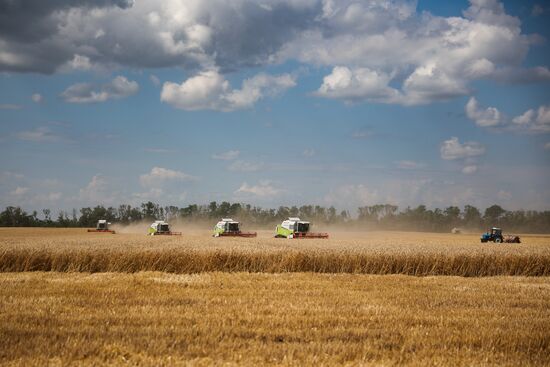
[148,220,182,236]
[213,218,257,237]
[87,219,115,234]
[275,217,329,239]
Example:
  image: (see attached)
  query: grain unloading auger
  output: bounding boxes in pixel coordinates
[275,217,329,239]
[148,220,182,236]
[213,218,257,238]
[87,219,115,234]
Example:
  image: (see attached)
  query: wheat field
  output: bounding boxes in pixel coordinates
[1,228,550,366]
[1,272,549,366]
[1,228,549,276]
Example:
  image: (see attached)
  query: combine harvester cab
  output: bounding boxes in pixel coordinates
[480,227,520,243]
[148,220,182,236]
[275,217,329,239]
[87,219,115,234]
[213,218,257,237]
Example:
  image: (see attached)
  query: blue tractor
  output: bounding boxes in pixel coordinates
[480,227,520,243]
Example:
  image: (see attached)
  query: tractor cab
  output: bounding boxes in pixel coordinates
[149,220,181,236]
[481,227,504,243]
[283,218,310,233]
[213,218,257,237]
[275,217,328,239]
[96,219,109,230]
[214,218,241,235]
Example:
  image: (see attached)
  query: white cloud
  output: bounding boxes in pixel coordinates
[31,93,42,103]
[0,104,22,110]
[441,137,485,160]
[315,66,401,104]
[212,150,240,160]
[512,109,535,125]
[234,180,281,198]
[10,187,29,196]
[227,160,264,172]
[303,149,315,157]
[462,165,478,175]
[545,142,550,150]
[140,167,197,187]
[161,70,296,111]
[150,74,161,86]
[61,76,139,103]
[79,175,109,203]
[16,127,61,142]
[0,0,546,109]
[465,97,503,127]
[395,160,425,170]
[511,104,550,133]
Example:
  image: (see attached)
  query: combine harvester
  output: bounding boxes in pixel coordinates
[87,219,115,234]
[480,227,520,243]
[213,218,257,237]
[148,220,182,236]
[275,217,329,239]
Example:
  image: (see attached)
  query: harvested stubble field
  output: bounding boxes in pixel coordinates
[1,228,549,276]
[0,272,549,366]
[1,228,549,366]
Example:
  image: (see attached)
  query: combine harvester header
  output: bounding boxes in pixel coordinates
[148,220,182,236]
[213,218,257,237]
[275,217,329,239]
[87,219,115,234]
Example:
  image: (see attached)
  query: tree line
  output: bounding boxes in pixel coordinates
[1,201,549,233]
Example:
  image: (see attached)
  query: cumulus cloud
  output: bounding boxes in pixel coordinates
[79,175,109,203]
[1,0,545,108]
[303,149,315,157]
[465,97,504,127]
[227,160,264,172]
[139,167,197,187]
[511,104,550,133]
[31,93,42,103]
[161,70,295,111]
[234,180,281,197]
[440,137,485,160]
[315,66,401,104]
[16,127,61,142]
[61,76,139,103]
[212,150,240,160]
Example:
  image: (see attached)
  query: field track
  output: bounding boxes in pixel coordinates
[1,228,549,276]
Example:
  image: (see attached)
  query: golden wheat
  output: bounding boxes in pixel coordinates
[0,272,549,366]
[1,228,549,276]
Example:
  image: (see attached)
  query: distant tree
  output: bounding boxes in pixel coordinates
[484,205,505,224]
[463,205,482,228]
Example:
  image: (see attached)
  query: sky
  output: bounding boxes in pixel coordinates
[0,0,549,214]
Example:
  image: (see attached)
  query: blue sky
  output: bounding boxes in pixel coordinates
[1,0,549,213]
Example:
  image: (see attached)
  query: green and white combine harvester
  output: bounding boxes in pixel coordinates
[213,218,257,237]
[148,220,182,236]
[87,219,115,234]
[275,217,329,239]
